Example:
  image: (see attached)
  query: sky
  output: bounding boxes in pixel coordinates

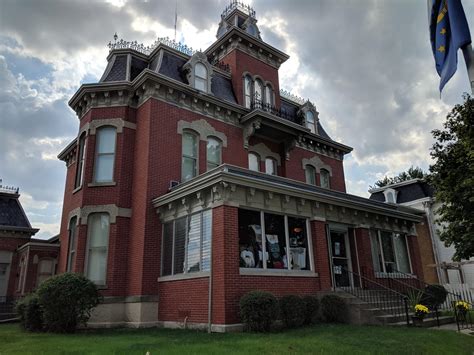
[0,0,473,239]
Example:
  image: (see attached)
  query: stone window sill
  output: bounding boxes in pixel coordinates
[239,268,318,277]
[88,181,116,187]
[158,272,210,282]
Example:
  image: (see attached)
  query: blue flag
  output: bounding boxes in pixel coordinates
[429,0,471,93]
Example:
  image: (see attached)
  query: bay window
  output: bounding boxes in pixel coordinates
[94,127,116,182]
[86,213,110,286]
[370,230,412,274]
[238,209,311,271]
[161,210,212,277]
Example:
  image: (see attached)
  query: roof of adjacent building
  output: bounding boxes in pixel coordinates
[369,179,434,204]
[0,191,39,235]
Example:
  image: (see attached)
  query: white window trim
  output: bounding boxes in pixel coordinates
[248,152,261,172]
[374,230,413,276]
[383,188,398,204]
[74,133,87,189]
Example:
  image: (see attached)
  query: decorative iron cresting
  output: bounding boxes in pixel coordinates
[221,0,256,19]
[0,179,19,194]
[250,96,301,124]
[279,89,306,105]
[108,34,195,56]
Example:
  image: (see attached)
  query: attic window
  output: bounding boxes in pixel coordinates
[195,63,208,92]
[383,188,398,204]
[306,111,316,134]
[183,52,213,95]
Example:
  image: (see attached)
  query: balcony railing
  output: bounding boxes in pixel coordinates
[250,99,302,125]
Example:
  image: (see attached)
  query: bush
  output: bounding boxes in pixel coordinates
[16,294,43,331]
[320,295,347,323]
[302,295,320,325]
[279,295,305,328]
[36,273,100,333]
[421,284,448,309]
[240,291,278,332]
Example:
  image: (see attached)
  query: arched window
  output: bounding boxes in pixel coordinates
[254,79,263,105]
[248,152,260,172]
[265,157,277,175]
[182,131,198,182]
[305,165,316,185]
[244,75,252,108]
[207,137,222,171]
[37,259,55,286]
[86,213,110,286]
[306,111,316,134]
[194,63,208,92]
[383,188,397,203]
[320,168,330,189]
[75,133,86,188]
[265,85,273,107]
[67,216,77,272]
[94,126,116,182]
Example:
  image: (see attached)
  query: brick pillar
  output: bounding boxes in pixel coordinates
[354,227,374,278]
[311,220,332,290]
[407,235,424,280]
[211,205,240,325]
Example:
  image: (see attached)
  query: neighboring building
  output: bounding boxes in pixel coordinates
[0,184,59,304]
[57,1,426,330]
[370,179,474,289]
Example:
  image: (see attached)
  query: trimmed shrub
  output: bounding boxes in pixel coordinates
[279,295,305,328]
[240,291,278,332]
[16,294,43,331]
[36,273,100,333]
[421,284,448,309]
[320,295,347,323]
[302,295,320,325]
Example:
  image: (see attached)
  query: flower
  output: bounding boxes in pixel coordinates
[455,301,470,312]
[414,304,429,318]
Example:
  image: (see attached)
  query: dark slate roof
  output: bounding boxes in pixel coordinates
[104,55,127,82]
[0,193,30,228]
[211,73,237,103]
[369,181,434,204]
[130,56,148,81]
[158,51,187,83]
[317,121,332,140]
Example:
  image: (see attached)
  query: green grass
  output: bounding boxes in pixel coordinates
[0,323,473,354]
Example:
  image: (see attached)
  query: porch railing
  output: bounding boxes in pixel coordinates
[341,266,410,326]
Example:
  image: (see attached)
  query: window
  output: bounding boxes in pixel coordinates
[370,231,412,274]
[265,158,277,175]
[194,63,208,92]
[94,127,116,182]
[67,217,77,272]
[182,132,198,182]
[17,257,26,292]
[86,213,110,285]
[248,153,260,172]
[265,85,273,107]
[238,209,310,271]
[244,75,252,108]
[383,189,397,203]
[320,169,330,189]
[207,137,221,171]
[305,111,316,134]
[75,133,86,188]
[305,165,316,185]
[161,210,212,276]
[37,259,55,286]
[254,79,263,104]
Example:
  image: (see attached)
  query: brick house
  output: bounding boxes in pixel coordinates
[0,185,59,307]
[57,2,426,330]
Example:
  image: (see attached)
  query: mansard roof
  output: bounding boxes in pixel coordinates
[369,179,434,204]
[0,190,39,235]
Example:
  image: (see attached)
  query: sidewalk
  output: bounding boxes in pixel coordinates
[430,322,474,336]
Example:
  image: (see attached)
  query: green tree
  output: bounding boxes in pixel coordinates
[429,94,474,260]
[370,166,428,190]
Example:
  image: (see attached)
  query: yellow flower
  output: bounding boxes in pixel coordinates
[415,304,429,314]
[456,301,470,311]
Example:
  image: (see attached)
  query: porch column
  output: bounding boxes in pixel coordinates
[353,227,374,278]
[310,219,332,290]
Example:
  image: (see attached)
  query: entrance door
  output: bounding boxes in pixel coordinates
[0,251,12,302]
[329,231,351,288]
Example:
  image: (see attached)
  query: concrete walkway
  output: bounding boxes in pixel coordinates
[429,322,474,335]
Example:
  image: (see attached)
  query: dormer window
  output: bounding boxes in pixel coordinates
[184,52,213,94]
[383,188,398,203]
[305,111,316,134]
[194,63,208,92]
[299,101,319,135]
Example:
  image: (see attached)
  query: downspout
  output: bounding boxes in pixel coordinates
[424,200,443,283]
[207,225,213,334]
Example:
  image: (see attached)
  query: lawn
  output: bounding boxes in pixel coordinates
[0,323,473,354]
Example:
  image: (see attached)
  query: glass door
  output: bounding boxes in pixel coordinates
[330,231,351,288]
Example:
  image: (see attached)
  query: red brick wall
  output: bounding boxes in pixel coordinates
[415,218,438,284]
[354,227,374,278]
[0,236,30,297]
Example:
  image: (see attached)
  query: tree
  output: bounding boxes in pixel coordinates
[370,166,428,190]
[429,94,474,260]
